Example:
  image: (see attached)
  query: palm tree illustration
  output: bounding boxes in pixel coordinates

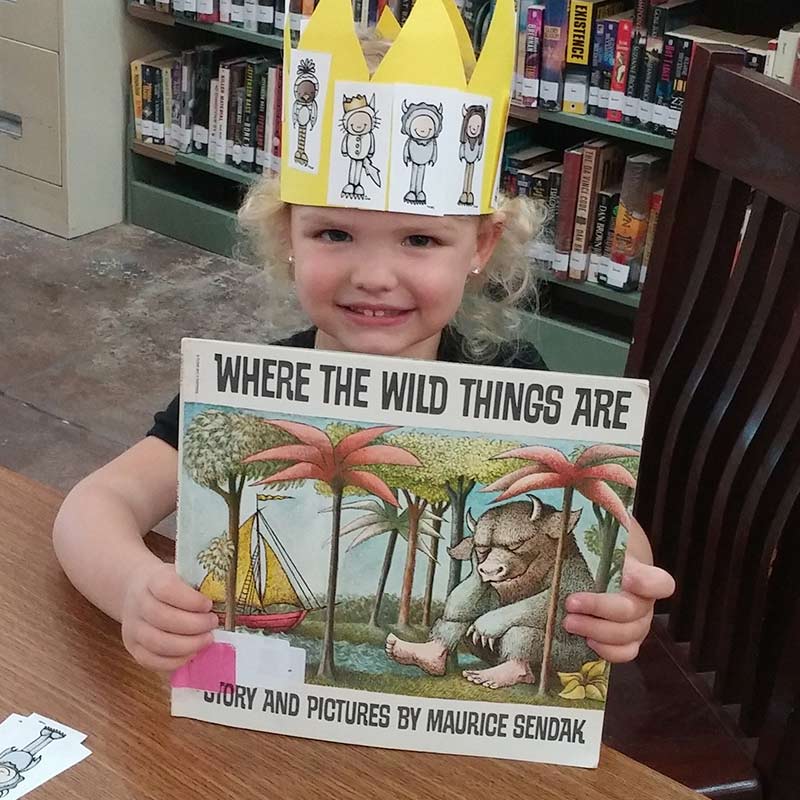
[242,421,420,679]
[484,444,639,696]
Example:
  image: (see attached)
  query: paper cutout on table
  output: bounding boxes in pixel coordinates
[170,641,237,692]
[0,713,90,799]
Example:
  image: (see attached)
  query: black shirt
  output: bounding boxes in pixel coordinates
[147,327,548,450]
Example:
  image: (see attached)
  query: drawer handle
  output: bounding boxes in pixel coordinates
[0,110,22,140]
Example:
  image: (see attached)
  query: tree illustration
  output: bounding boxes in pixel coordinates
[197,533,234,581]
[183,410,295,630]
[484,444,639,695]
[242,421,420,679]
[422,500,450,627]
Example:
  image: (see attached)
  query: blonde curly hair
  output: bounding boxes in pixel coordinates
[237,178,544,362]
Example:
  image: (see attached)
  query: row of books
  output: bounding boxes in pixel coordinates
[511,0,784,137]
[501,128,666,292]
[131,47,283,175]
[765,21,800,87]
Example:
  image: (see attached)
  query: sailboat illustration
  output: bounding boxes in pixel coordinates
[200,495,324,631]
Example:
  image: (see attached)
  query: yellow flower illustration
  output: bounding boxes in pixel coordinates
[557,658,609,701]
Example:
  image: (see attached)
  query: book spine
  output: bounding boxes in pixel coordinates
[232,86,246,165]
[131,61,143,141]
[514,0,534,102]
[209,77,220,158]
[215,65,230,163]
[588,190,616,282]
[240,61,256,171]
[666,36,692,136]
[198,0,220,22]
[607,18,632,122]
[173,0,185,16]
[764,39,777,77]
[169,60,182,148]
[183,0,197,19]
[220,0,232,22]
[248,64,267,169]
[192,49,213,155]
[272,65,283,173]
[226,65,244,164]
[587,20,604,116]
[608,159,650,290]
[230,0,245,25]
[652,34,677,135]
[792,44,800,89]
[773,28,800,84]
[244,0,258,30]
[522,6,544,108]
[570,144,598,279]
[161,63,173,146]
[563,0,594,115]
[554,147,582,276]
[179,51,194,153]
[289,0,303,47]
[256,71,269,173]
[539,0,570,110]
[141,64,154,142]
[621,0,648,126]
[541,168,561,265]
[596,192,619,285]
[264,66,277,173]
[153,66,165,144]
[639,188,663,288]
[274,0,285,33]
[516,170,534,197]
[596,20,616,118]
[638,3,668,128]
[257,0,275,33]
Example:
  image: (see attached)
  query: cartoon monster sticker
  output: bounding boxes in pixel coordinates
[292,58,319,168]
[0,726,65,797]
[400,100,444,205]
[458,104,486,207]
[339,93,381,199]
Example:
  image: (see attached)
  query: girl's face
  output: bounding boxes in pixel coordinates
[289,205,500,360]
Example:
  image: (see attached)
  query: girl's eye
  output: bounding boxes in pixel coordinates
[403,234,437,248]
[318,229,352,242]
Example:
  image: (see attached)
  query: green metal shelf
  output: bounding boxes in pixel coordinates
[127,3,283,49]
[534,268,641,309]
[510,106,675,151]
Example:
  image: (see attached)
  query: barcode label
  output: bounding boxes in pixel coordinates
[184,0,197,11]
[622,95,639,116]
[651,104,667,125]
[564,82,587,104]
[290,12,302,30]
[220,0,231,21]
[539,81,559,104]
[274,10,285,28]
[193,125,209,144]
[588,86,600,105]
[231,3,245,21]
[569,251,589,279]
[666,107,680,131]
[257,3,274,22]
[638,101,653,123]
[608,90,624,111]
[606,260,629,288]
[522,78,540,97]
[598,88,610,108]
[198,0,213,12]
[552,251,570,274]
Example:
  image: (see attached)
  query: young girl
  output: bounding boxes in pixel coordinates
[52,28,674,676]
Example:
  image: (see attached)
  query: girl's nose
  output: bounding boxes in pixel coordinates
[349,257,399,293]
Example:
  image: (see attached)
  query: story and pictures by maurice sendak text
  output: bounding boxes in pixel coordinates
[173,341,647,765]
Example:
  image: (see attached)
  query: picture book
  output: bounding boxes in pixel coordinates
[171,337,649,767]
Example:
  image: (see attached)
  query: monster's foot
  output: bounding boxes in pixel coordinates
[294,150,309,166]
[467,192,474,205]
[458,191,469,205]
[353,184,365,197]
[342,183,356,196]
[417,190,427,204]
[404,190,417,203]
[462,659,535,689]
[385,634,447,676]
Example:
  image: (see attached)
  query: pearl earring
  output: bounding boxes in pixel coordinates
[471,266,481,275]
[288,255,295,265]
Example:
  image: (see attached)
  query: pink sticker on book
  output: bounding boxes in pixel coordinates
[171,642,236,692]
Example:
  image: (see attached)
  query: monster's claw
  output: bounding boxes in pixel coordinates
[472,630,480,646]
[481,635,488,649]
[467,624,474,638]
[488,637,495,652]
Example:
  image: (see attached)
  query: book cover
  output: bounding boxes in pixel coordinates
[651,34,678,136]
[244,0,259,30]
[553,144,584,277]
[141,64,154,143]
[665,36,692,137]
[515,0,539,102]
[131,60,143,141]
[193,45,224,156]
[597,19,620,118]
[171,338,649,768]
[226,62,248,165]
[271,63,283,173]
[539,164,563,267]
[607,152,667,290]
[607,18,632,122]
[264,65,279,174]
[522,5,545,108]
[256,71,269,173]
[540,0,571,110]
[621,0,649,126]
[587,21,605,116]
[639,187,663,288]
[588,185,619,283]
[220,0,232,22]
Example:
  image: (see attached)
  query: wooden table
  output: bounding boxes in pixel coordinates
[0,466,699,799]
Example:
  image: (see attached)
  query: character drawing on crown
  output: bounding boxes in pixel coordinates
[400,101,444,205]
[458,104,486,206]
[292,58,319,167]
[0,726,65,797]
[339,93,381,199]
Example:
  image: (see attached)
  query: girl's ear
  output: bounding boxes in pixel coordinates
[473,215,503,272]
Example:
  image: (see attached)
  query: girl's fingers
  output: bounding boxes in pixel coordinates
[141,593,219,636]
[621,556,676,601]
[148,566,213,613]
[586,638,641,664]
[134,650,195,674]
[565,589,651,624]
[563,612,651,647]
[134,621,214,659]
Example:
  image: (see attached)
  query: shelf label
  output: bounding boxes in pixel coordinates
[193,124,209,145]
[608,90,624,112]
[231,2,245,21]
[184,0,198,11]
[552,251,570,274]
[638,100,653,124]
[539,80,559,105]
[598,88,610,109]
[198,0,214,13]
[257,3,274,22]
[274,10,285,28]
[622,95,639,117]
[606,259,630,288]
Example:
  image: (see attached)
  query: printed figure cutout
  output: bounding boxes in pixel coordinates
[0,726,65,797]
[340,93,381,198]
[292,58,319,167]
[458,104,486,207]
[287,50,331,175]
[400,100,444,205]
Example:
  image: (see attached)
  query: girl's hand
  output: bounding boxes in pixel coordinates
[121,562,219,673]
[562,552,675,663]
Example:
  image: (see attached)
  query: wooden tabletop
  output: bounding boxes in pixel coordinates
[0,465,699,799]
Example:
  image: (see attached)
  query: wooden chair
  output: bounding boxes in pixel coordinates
[607,42,800,799]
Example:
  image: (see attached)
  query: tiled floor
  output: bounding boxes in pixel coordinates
[0,217,303,504]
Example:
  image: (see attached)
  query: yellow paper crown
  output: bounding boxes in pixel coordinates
[280,0,515,215]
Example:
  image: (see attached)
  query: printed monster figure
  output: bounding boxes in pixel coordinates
[400,101,444,205]
[0,726,65,797]
[386,496,595,689]
[292,58,319,167]
[458,104,486,206]
[339,93,381,198]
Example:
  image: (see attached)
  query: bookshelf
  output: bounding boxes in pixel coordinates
[124,2,644,376]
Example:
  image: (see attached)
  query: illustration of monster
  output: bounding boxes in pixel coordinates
[339,93,381,199]
[458,104,486,206]
[386,496,595,689]
[400,100,444,205]
[0,725,65,797]
[292,58,319,167]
